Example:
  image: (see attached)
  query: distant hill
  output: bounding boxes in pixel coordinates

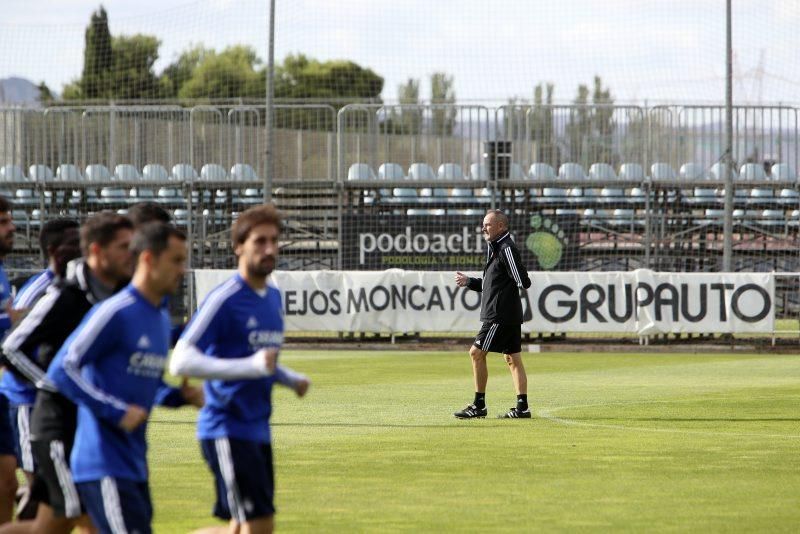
[0,77,43,106]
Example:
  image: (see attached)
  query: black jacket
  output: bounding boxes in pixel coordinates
[2,261,106,440]
[466,231,531,324]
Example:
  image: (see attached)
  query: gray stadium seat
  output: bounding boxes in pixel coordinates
[143,164,169,182]
[85,164,111,181]
[619,163,644,181]
[378,163,405,180]
[172,164,198,182]
[739,163,766,181]
[709,162,737,181]
[469,163,488,180]
[509,163,526,180]
[559,163,586,181]
[231,163,258,182]
[0,165,25,182]
[200,164,227,182]
[589,163,617,181]
[28,165,53,182]
[114,164,140,181]
[529,163,556,181]
[56,164,82,181]
[680,162,707,180]
[650,163,676,181]
[347,163,376,181]
[437,163,463,180]
[771,163,796,182]
[408,163,436,181]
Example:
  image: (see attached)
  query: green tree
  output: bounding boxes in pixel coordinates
[430,72,456,135]
[112,35,161,100]
[37,82,55,105]
[81,6,113,99]
[392,78,421,134]
[160,45,211,98]
[566,76,615,166]
[178,45,264,100]
[530,82,556,164]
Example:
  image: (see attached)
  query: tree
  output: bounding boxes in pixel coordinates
[391,78,421,134]
[177,46,263,100]
[160,45,211,98]
[37,82,55,105]
[112,35,161,100]
[530,82,556,164]
[81,6,113,99]
[430,72,456,136]
[566,76,615,166]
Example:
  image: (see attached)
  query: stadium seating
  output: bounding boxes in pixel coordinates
[0,165,25,182]
[200,164,227,182]
[771,163,796,182]
[739,163,767,181]
[56,164,82,181]
[408,163,436,181]
[28,165,53,182]
[437,163,463,180]
[347,163,375,181]
[114,164,140,181]
[379,163,405,180]
[619,163,645,181]
[529,163,556,181]
[142,164,169,182]
[85,164,111,181]
[650,162,677,181]
[172,164,198,182]
[469,163,488,180]
[231,163,258,182]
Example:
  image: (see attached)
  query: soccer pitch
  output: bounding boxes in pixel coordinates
[148,350,800,532]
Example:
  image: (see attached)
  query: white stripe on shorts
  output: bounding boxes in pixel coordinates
[49,440,81,518]
[215,437,247,523]
[100,477,128,534]
[483,324,499,351]
[16,406,34,472]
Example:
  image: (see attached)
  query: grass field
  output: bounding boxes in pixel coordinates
[148,350,800,532]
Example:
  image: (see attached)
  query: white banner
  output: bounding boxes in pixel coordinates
[194,270,775,335]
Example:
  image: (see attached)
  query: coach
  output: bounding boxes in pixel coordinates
[453,209,532,419]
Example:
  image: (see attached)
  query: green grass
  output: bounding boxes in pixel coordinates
[149,350,800,532]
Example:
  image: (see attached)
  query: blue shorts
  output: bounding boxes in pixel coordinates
[9,403,34,472]
[77,477,152,534]
[0,394,14,457]
[200,437,275,522]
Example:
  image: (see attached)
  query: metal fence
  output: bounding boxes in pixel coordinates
[1,102,800,327]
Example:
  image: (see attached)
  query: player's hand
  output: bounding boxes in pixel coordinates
[455,271,468,287]
[294,377,310,398]
[260,348,278,374]
[180,377,205,408]
[119,405,148,432]
[7,305,26,325]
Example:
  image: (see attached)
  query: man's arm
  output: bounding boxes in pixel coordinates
[169,339,275,379]
[274,364,310,397]
[501,245,531,289]
[48,302,131,426]
[1,287,66,389]
[455,271,482,292]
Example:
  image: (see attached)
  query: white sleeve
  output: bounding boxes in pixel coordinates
[169,339,274,380]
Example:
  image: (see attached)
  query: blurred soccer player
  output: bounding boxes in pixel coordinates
[0,198,17,523]
[45,222,196,534]
[0,213,134,533]
[170,204,310,534]
[0,218,80,520]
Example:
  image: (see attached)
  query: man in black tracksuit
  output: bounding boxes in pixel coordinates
[453,210,532,419]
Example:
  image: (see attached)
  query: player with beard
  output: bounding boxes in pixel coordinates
[0,218,80,521]
[170,204,310,534]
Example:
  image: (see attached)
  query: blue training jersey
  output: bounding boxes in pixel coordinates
[0,269,55,405]
[180,273,284,444]
[47,284,178,483]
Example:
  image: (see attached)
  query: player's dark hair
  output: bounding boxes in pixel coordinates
[130,222,186,259]
[39,218,79,255]
[0,196,12,214]
[231,204,282,247]
[80,212,134,256]
[127,202,171,228]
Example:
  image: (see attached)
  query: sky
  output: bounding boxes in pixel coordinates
[1,0,799,105]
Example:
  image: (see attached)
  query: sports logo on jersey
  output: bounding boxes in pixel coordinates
[474,339,481,346]
[246,316,259,329]
[137,335,151,349]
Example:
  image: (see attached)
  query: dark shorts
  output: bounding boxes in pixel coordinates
[0,394,14,457]
[473,322,522,355]
[77,477,152,534]
[9,403,35,472]
[201,437,275,522]
[31,439,83,518]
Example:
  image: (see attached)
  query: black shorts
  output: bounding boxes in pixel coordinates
[473,322,522,355]
[201,437,275,522]
[31,439,84,518]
